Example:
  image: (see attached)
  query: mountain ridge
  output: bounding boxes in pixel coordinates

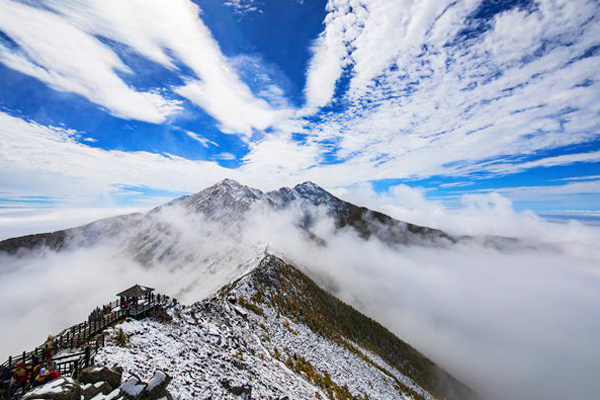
[92,251,476,400]
[0,179,459,255]
[219,252,476,400]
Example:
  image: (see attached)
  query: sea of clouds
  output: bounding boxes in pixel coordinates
[1,187,598,400]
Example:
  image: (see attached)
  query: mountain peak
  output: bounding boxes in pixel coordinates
[294,181,326,193]
[212,178,247,191]
[205,178,261,197]
[216,177,242,186]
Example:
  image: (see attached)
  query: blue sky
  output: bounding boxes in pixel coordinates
[0,0,599,226]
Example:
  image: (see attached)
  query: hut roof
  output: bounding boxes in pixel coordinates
[117,284,154,298]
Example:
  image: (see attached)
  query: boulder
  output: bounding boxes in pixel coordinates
[120,375,146,399]
[82,381,113,400]
[80,366,122,390]
[220,379,252,398]
[145,371,172,400]
[22,378,81,400]
[119,371,173,400]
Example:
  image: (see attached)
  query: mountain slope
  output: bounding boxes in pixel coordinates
[0,179,459,256]
[96,253,474,400]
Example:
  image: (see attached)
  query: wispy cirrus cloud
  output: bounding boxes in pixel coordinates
[184,130,219,148]
[0,112,229,199]
[0,0,289,134]
[0,0,182,124]
[224,0,262,16]
[1,0,599,218]
[301,0,600,180]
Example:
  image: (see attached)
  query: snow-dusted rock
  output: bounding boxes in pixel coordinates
[145,371,172,400]
[81,365,122,390]
[22,378,81,400]
[120,375,146,399]
[119,371,173,400]
[82,381,112,400]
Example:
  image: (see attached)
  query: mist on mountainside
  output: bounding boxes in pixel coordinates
[1,184,598,400]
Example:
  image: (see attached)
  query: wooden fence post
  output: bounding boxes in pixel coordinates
[73,360,79,379]
[84,346,90,369]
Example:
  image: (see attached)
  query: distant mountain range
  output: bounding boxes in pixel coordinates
[1,179,489,399]
[0,178,517,256]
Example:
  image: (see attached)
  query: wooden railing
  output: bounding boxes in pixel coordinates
[2,303,123,370]
[1,293,171,399]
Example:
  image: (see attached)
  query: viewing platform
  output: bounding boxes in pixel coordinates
[0,285,174,399]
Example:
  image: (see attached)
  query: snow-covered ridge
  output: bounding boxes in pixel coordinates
[163,178,344,214]
[95,253,473,400]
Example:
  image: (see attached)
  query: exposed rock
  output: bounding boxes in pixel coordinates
[220,379,252,397]
[82,381,112,400]
[17,363,176,400]
[22,378,81,400]
[120,374,146,399]
[80,365,122,390]
[120,371,173,400]
[145,371,172,400]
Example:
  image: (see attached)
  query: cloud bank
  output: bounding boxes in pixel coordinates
[1,190,598,400]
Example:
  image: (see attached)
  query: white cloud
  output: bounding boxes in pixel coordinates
[0,0,182,124]
[303,0,465,110]
[302,0,366,110]
[4,189,598,399]
[554,174,600,182]
[301,0,600,180]
[2,0,597,187]
[184,130,218,148]
[0,112,318,203]
[212,152,236,161]
[333,182,600,249]
[0,0,290,134]
[224,0,262,15]
[0,112,230,196]
[0,207,150,241]
[3,110,599,215]
[348,0,459,94]
[174,80,289,136]
[481,151,600,174]
[475,180,600,203]
[49,0,291,136]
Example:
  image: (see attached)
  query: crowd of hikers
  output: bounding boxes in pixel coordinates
[118,293,166,313]
[0,345,61,399]
[88,304,112,323]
